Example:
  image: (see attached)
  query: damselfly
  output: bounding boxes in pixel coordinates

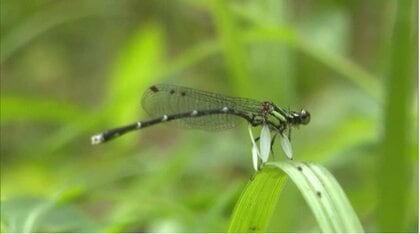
[91,84,310,162]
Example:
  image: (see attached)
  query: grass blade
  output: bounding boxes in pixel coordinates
[228,167,287,232]
[271,161,364,232]
[228,161,364,232]
[378,0,416,231]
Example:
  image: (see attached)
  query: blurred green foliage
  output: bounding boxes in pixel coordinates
[1,0,417,232]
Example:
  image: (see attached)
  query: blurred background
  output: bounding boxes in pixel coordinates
[1,0,417,232]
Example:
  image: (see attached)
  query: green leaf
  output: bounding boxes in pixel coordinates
[210,0,251,94]
[1,187,96,233]
[0,96,84,124]
[228,167,287,232]
[378,0,416,231]
[0,1,110,64]
[228,161,364,233]
[107,23,165,126]
[241,27,381,102]
[270,161,364,232]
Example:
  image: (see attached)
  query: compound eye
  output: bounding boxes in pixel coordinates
[300,109,311,125]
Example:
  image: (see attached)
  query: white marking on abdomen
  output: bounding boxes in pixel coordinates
[191,110,198,116]
[136,122,142,128]
[222,107,229,112]
[162,115,168,121]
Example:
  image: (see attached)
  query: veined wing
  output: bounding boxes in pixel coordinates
[141,84,262,130]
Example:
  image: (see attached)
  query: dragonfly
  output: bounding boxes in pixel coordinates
[91,84,310,162]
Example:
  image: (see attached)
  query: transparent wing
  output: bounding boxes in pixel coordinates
[141,84,263,131]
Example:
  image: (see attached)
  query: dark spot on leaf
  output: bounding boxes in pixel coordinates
[297,166,302,171]
[170,89,175,94]
[317,191,322,198]
[181,91,186,96]
[150,86,159,93]
[249,226,257,231]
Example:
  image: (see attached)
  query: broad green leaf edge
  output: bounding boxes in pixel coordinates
[228,161,364,233]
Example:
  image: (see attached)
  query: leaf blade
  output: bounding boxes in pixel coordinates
[228,167,287,232]
[271,161,364,233]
